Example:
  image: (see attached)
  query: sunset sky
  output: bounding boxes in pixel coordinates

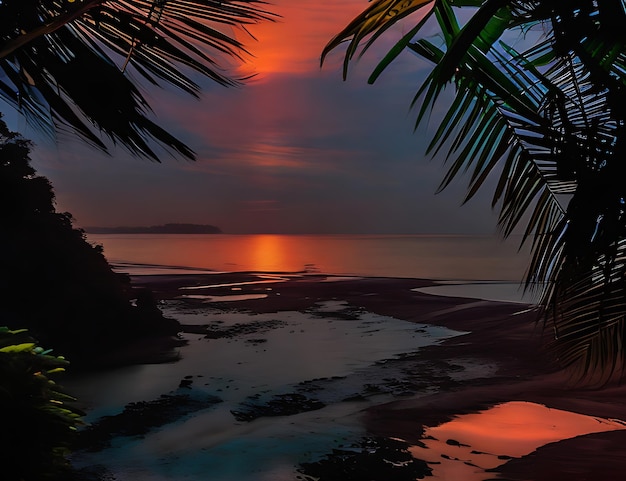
[5,0,504,235]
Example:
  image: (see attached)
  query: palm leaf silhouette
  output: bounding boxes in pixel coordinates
[323,0,626,381]
[0,0,276,160]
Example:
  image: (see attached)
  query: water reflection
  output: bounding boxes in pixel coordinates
[249,234,287,271]
[179,294,269,302]
[88,233,531,282]
[179,276,286,290]
[409,401,626,480]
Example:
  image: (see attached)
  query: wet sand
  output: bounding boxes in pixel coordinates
[93,272,626,480]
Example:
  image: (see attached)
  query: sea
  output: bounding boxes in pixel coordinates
[86,233,539,303]
[64,233,614,481]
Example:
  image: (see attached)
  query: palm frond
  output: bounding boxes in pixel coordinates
[324,0,626,380]
[321,0,438,79]
[0,0,276,160]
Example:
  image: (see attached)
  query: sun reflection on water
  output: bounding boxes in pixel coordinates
[88,233,531,281]
[409,401,626,480]
[248,234,289,271]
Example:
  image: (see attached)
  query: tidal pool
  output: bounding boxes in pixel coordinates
[409,401,626,480]
[66,300,464,480]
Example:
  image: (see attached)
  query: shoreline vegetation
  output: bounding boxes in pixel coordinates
[0,123,182,370]
[84,224,222,235]
[67,271,626,480]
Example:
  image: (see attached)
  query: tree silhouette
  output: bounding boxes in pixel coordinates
[0,115,179,365]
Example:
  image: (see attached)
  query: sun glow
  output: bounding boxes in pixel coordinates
[236,1,367,77]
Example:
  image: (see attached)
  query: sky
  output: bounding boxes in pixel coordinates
[5,0,506,235]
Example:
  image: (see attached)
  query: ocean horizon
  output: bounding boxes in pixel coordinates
[87,233,539,304]
[87,233,531,280]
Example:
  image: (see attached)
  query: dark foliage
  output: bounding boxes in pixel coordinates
[0,327,83,481]
[0,116,180,365]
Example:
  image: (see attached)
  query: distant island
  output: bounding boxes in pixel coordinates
[85,223,222,234]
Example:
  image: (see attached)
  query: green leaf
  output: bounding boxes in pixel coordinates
[0,342,36,353]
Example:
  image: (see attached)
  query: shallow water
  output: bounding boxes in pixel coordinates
[67,301,464,480]
[71,302,459,412]
[179,293,270,302]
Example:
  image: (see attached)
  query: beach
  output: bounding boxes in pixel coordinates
[64,271,626,481]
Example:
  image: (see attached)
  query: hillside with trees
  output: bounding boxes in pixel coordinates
[0,117,180,367]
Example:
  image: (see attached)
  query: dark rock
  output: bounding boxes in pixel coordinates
[179,378,193,388]
[75,391,222,452]
[446,438,470,447]
[231,393,325,422]
[298,437,433,480]
[197,319,286,340]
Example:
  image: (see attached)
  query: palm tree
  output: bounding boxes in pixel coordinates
[0,0,275,161]
[323,0,626,381]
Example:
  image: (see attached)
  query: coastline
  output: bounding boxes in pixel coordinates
[72,271,626,480]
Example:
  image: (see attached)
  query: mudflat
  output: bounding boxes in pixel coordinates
[73,272,626,480]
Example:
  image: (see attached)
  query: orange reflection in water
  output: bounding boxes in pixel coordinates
[225,234,320,273]
[247,234,289,272]
[87,233,531,280]
[410,401,626,481]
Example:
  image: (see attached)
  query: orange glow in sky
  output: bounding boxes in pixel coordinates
[236,1,367,76]
[409,401,626,480]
